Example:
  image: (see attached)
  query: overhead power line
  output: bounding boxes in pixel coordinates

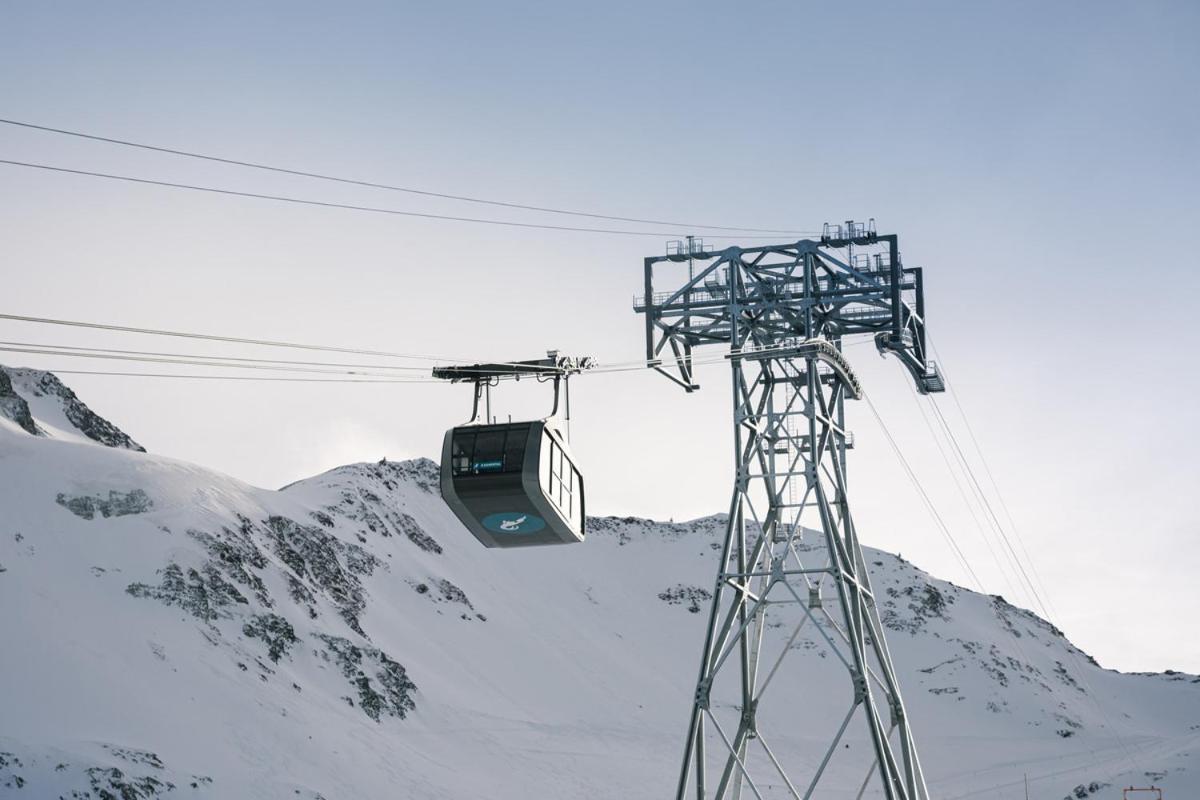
[0,117,817,236]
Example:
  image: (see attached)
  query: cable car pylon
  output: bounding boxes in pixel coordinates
[636,225,944,800]
[433,351,594,548]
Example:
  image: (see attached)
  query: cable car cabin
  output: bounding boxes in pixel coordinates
[440,420,585,548]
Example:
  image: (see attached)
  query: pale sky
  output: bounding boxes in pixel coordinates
[2,1,1197,674]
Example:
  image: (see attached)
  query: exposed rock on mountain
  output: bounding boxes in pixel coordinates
[0,365,144,450]
[0,369,37,436]
[56,488,153,520]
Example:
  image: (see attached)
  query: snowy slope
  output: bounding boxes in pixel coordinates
[0,369,1196,800]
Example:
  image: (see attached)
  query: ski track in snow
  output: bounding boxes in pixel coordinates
[0,365,1196,799]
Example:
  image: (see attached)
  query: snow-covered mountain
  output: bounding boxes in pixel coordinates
[0,366,1196,800]
[0,367,143,451]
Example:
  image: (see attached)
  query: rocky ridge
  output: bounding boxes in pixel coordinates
[0,365,143,450]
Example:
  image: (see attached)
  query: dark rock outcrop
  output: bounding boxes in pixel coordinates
[242,613,299,663]
[317,634,417,722]
[658,584,713,613]
[0,369,38,435]
[56,489,153,520]
[126,563,249,621]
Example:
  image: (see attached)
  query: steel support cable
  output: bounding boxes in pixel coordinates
[868,388,1126,789]
[0,336,731,377]
[922,352,1147,774]
[922,390,1079,599]
[919,387,1130,779]
[919,393,1144,777]
[8,344,872,384]
[0,340,747,380]
[905,384,1051,649]
[0,340,452,373]
[916,378,1065,657]
[1,338,669,376]
[0,159,808,240]
[923,386,1140,781]
[0,314,876,378]
[905,382,1029,604]
[928,344,1061,618]
[0,159,682,237]
[861,392,983,590]
[0,311,569,371]
[923,386,1055,617]
[0,345,441,380]
[927,398,1048,615]
[0,338,815,380]
[44,369,420,384]
[0,339,888,394]
[0,118,818,236]
[929,347,1143,681]
[900,381,1083,773]
[0,312,790,376]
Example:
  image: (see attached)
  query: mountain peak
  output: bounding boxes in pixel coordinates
[0,366,144,451]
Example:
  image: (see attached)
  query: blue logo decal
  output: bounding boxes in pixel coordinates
[482,512,546,534]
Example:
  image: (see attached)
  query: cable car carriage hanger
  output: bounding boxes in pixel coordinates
[433,352,594,549]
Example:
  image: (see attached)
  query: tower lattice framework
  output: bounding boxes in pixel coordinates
[635,224,944,800]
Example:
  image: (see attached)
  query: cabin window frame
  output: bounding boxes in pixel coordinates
[540,429,581,528]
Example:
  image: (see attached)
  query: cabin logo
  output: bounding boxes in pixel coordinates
[481,512,547,534]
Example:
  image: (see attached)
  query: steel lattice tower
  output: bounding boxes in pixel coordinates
[635,223,945,800]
